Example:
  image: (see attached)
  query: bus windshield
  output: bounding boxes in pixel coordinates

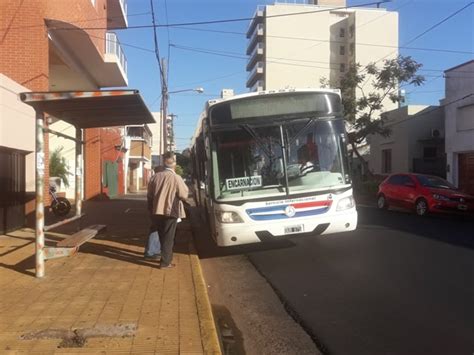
[211,119,349,201]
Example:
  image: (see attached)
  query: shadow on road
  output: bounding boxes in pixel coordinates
[358,206,474,250]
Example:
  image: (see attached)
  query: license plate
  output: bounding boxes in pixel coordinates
[284,224,304,234]
[458,204,468,211]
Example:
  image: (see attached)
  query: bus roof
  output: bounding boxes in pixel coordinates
[206,88,341,109]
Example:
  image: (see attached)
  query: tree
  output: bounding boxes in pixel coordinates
[49,147,71,188]
[175,164,184,177]
[322,55,425,175]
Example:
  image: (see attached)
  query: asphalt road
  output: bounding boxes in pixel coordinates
[246,206,474,355]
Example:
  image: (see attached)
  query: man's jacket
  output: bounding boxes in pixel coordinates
[147,168,189,219]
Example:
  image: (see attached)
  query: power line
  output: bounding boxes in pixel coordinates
[360,2,474,89]
[38,1,390,31]
[150,0,166,91]
[0,11,151,31]
[171,26,474,56]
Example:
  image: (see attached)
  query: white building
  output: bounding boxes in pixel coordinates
[368,105,445,177]
[246,0,398,112]
[442,60,474,194]
[149,112,164,167]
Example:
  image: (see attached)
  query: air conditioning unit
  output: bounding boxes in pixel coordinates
[431,128,443,138]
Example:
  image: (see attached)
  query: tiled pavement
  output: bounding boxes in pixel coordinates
[0,195,220,354]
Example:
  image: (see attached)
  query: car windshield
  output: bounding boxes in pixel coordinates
[416,175,456,190]
[211,119,350,201]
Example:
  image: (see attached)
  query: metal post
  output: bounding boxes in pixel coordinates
[35,111,45,278]
[161,57,168,152]
[75,127,82,216]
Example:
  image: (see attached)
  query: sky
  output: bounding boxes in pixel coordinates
[117,0,474,151]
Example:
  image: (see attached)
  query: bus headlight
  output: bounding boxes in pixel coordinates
[336,196,355,211]
[215,211,244,223]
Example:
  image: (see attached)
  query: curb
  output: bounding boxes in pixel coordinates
[188,241,222,354]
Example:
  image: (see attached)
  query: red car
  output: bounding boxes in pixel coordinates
[377,173,474,216]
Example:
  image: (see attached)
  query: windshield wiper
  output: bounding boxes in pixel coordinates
[286,118,317,146]
[239,124,276,159]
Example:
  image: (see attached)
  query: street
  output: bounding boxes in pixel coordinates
[193,206,474,355]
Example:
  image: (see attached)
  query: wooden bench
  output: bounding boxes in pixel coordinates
[44,224,106,260]
[56,224,106,247]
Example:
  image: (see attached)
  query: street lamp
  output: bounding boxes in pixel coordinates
[162,87,204,153]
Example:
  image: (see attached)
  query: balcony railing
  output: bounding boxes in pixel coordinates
[246,62,264,87]
[246,6,265,38]
[247,24,264,55]
[106,32,128,76]
[247,42,264,71]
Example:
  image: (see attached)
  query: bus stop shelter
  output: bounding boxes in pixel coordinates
[19,90,155,278]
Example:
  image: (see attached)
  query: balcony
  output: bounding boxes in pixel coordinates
[246,6,264,38]
[46,20,128,89]
[105,32,128,84]
[247,43,264,71]
[246,24,264,55]
[126,125,152,162]
[107,0,128,28]
[249,80,265,92]
[246,62,264,88]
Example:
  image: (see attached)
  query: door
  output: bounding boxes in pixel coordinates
[0,149,26,234]
[103,160,119,198]
[459,153,474,195]
[398,175,417,209]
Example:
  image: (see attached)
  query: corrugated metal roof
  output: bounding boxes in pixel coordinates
[19,90,155,128]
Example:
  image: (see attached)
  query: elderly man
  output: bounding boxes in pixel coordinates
[147,152,189,269]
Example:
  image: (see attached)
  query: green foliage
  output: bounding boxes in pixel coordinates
[322,55,425,175]
[175,164,184,177]
[49,147,71,188]
[175,152,191,176]
[339,55,425,146]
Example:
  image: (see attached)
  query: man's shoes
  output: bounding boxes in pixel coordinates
[159,263,176,269]
[144,254,161,261]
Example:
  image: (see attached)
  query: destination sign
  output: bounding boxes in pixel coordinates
[226,175,262,191]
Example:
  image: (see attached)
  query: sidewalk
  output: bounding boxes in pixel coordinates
[0,194,220,354]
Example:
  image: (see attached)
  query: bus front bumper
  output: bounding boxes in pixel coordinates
[214,208,358,246]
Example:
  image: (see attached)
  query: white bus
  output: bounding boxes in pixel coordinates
[190,89,357,246]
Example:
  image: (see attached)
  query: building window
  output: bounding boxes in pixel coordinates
[340,63,345,72]
[349,24,355,38]
[350,43,355,55]
[339,28,345,38]
[382,149,392,174]
[340,45,345,55]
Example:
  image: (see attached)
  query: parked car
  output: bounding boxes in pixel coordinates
[377,173,474,216]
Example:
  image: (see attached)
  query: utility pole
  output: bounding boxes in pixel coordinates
[160,57,168,156]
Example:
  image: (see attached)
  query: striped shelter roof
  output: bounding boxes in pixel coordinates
[19,90,155,128]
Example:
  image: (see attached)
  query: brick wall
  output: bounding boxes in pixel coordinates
[1,0,110,205]
[100,127,125,196]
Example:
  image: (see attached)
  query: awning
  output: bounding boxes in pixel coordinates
[19,90,155,128]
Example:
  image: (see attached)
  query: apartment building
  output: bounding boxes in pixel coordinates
[149,112,164,168]
[246,0,398,112]
[442,60,474,194]
[124,125,153,192]
[0,0,128,232]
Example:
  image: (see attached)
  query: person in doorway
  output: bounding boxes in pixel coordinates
[147,152,189,269]
[145,166,163,260]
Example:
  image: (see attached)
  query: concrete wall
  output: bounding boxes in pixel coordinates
[369,105,444,175]
[443,60,474,186]
[0,74,35,193]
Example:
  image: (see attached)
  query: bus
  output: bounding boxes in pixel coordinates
[190,88,357,246]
